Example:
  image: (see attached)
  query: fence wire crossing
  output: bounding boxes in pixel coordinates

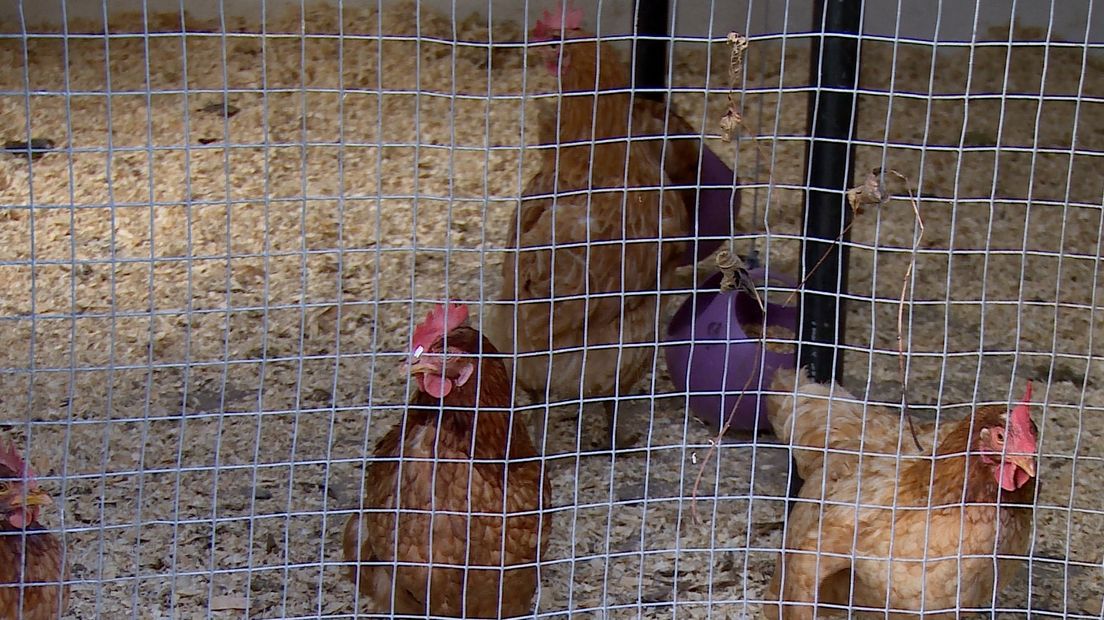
[0,0,1101,618]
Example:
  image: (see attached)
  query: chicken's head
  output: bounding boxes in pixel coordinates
[0,440,51,529]
[407,303,477,399]
[531,2,584,75]
[975,382,1039,492]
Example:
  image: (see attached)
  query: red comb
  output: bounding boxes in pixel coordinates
[532,2,584,40]
[411,303,469,353]
[1010,381,1035,431]
[0,438,33,482]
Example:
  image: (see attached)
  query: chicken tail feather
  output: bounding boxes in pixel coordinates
[766,366,865,480]
[765,366,805,444]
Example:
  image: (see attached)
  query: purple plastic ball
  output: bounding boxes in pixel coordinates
[664,268,798,435]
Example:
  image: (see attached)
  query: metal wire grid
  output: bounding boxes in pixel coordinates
[0,0,1101,618]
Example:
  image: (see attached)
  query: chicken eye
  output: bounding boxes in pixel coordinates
[993,428,1006,443]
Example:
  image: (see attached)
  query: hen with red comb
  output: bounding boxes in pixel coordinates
[343,303,549,617]
[762,371,1039,618]
[490,0,740,451]
[0,437,69,619]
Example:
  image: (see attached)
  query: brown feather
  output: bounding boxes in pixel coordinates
[0,525,68,620]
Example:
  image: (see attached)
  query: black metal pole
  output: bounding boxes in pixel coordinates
[633,0,670,103]
[800,0,860,383]
[788,0,861,513]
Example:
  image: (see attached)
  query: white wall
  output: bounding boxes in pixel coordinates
[5,0,1102,42]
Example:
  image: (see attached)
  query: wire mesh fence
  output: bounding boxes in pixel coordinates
[0,0,1101,618]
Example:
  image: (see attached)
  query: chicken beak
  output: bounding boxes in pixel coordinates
[407,359,441,377]
[1007,454,1037,479]
[534,45,557,64]
[10,488,52,508]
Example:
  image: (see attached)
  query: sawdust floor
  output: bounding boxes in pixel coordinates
[0,3,1102,619]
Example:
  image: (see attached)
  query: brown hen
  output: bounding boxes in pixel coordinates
[762,368,1038,619]
[0,439,68,620]
[343,303,550,618]
[489,3,692,449]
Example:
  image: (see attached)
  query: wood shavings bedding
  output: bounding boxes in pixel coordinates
[0,2,1100,617]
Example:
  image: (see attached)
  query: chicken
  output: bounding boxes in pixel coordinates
[761,368,1038,619]
[342,303,551,618]
[489,2,693,449]
[0,439,68,620]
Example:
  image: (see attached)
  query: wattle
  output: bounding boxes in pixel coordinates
[8,508,28,529]
[421,373,453,399]
[997,461,1031,492]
